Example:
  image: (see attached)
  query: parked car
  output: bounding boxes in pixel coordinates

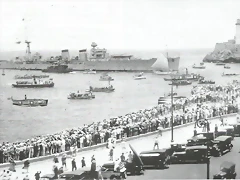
[216,129,227,137]
[139,149,171,169]
[186,135,208,146]
[196,131,216,141]
[210,136,233,157]
[230,123,240,137]
[169,142,186,155]
[213,161,236,179]
[100,162,124,180]
[218,126,234,139]
[171,145,209,164]
[59,168,99,180]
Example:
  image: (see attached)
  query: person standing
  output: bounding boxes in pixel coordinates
[8,157,16,172]
[34,171,41,180]
[61,154,67,169]
[153,136,159,150]
[81,157,86,168]
[109,148,114,161]
[22,159,30,173]
[72,158,77,171]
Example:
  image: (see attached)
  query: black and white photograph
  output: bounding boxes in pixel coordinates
[0,0,240,179]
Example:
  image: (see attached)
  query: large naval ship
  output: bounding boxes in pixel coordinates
[203,19,240,63]
[0,42,180,72]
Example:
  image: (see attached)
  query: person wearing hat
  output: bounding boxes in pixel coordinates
[71,158,77,171]
[61,153,67,169]
[34,171,41,180]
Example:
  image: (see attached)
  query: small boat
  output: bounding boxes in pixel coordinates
[68,91,95,100]
[89,85,115,93]
[198,79,215,84]
[164,73,202,81]
[99,73,114,81]
[14,74,50,79]
[11,96,48,107]
[169,80,192,86]
[224,65,231,69]
[168,92,177,96]
[222,72,240,76]
[216,63,225,66]
[12,78,54,88]
[134,72,146,80]
[69,71,76,74]
[83,69,97,74]
[192,63,206,69]
[42,64,73,73]
[2,69,5,76]
[153,71,172,75]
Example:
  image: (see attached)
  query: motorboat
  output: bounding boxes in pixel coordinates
[216,63,225,66]
[83,69,97,74]
[89,85,115,93]
[68,91,95,100]
[99,73,114,81]
[14,74,50,79]
[12,78,54,88]
[169,80,192,86]
[192,63,206,69]
[198,79,215,84]
[164,73,202,82]
[134,72,146,80]
[11,97,48,107]
[222,72,240,76]
[224,65,231,69]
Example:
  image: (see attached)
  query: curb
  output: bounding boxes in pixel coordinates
[0,113,236,169]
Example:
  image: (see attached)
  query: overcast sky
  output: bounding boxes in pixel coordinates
[0,0,240,51]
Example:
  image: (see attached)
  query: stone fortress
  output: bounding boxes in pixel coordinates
[203,19,240,63]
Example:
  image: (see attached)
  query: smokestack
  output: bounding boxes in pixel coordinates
[79,49,88,61]
[61,49,70,61]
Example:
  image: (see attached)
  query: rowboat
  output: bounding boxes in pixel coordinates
[68,92,95,100]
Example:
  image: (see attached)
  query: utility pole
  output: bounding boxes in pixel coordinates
[171,78,174,142]
[206,119,210,179]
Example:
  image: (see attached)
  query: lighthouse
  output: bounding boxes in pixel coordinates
[236,19,240,44]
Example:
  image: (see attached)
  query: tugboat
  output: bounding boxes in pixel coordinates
[83,69,97,74]
[169,80,192,86]
[68,90,95,100]
[192,63,206,69]
[14,74,49,79]
[12,78,54,88]
[89,85,115,93]
[99,73,114,81]
[11,95,48,107]
[134,72,146,80]
[42,63,73,73]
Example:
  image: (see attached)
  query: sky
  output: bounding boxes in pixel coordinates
[0,0,240,52]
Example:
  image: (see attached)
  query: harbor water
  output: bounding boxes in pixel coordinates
[1,51,240,143]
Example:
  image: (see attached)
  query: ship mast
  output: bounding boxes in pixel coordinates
[25,40,31,61]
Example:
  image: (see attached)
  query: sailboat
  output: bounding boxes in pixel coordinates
[2,69,5,76]
[152,49,180,75]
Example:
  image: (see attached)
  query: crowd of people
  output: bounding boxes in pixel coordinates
[1,81,240,166]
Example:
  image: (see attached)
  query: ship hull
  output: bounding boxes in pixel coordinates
[42,69,73,73]
[0,59,157,72]
[12,83,54,88]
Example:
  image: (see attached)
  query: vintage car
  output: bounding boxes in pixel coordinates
[169,142,186,155]
[196,131,216,141]
[210,136,233,157]
[213,161,237,179]
[59,168,99,180]
[139,149,171,169]
[40,174,65,180]
[186,135,208,146]
[230,123,240,137]
[218,126,235,139]
[100,162,124,180]
[171,145,209,164]
[216,129,227,137]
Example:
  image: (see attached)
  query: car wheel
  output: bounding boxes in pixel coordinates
[110,175,117,180]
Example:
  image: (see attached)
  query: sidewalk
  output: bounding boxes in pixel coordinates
[0,114,237,179]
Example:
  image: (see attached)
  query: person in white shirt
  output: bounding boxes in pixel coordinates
[153,136,159,150]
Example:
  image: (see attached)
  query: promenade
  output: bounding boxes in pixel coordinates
[0,114,237,179]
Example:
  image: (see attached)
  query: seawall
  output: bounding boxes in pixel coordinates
[0,113,236,169]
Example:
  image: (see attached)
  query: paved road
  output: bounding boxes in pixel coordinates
[0,115,237,179]
[127,137,240,179]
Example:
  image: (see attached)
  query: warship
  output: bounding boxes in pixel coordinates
[0,42,180,72]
